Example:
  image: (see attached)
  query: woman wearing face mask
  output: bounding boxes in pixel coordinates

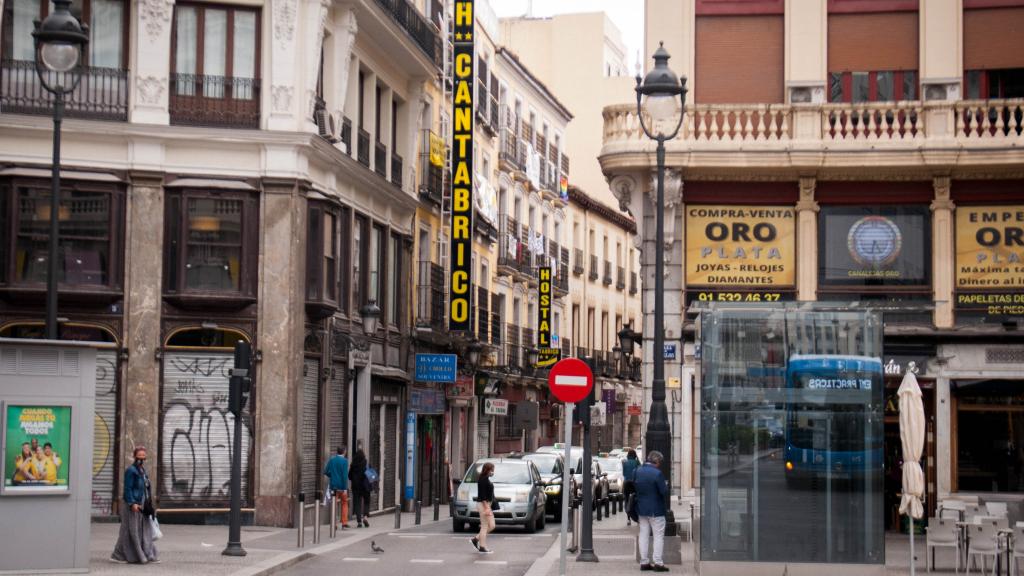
[111,447,159,564]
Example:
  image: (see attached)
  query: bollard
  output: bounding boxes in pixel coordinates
[415,500,422,525]
[297,493,305,548]
[433,497,440,522]
[611,495,617,515]
[596,495,602,521]
[395,503,402,529]
[569,502,579,553]
[604,497,611,517]
[313,491,321,544]
[330,492,337,538]
[619,494,624,513]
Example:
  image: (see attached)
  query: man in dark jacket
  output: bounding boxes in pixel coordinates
[634,450,669,572]
[323,447,350,528]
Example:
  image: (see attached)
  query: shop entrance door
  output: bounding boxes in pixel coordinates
[417,415,443,504]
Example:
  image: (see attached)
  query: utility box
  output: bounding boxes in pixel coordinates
[0,339,97,574]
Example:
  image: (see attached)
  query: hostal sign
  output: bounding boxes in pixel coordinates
[448,0,474,331]
[685,205,795,287]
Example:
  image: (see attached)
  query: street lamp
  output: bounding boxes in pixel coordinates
[359,300,381,335]
[33,0,88,340]
[465,339,483,369]
[636,42,686,528]
[617,324,640,359]
[526,346,540,370]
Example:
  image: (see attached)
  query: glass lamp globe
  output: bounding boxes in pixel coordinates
[644,93,679,124]
[40,42,80,72]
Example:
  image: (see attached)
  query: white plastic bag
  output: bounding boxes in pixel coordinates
[149,515,163,541]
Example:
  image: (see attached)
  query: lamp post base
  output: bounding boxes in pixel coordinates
[222,542,247,557]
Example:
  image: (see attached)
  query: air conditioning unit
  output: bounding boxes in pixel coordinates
[314,107,340,144]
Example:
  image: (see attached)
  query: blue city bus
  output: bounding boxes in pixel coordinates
[783,354,883,485]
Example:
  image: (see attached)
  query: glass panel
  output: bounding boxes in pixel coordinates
[6,0,39,60]
[955,380,1024,492]
[89,0,123,68]
[184,197,242,291]
[323,212,336,301]
[14,188,111,285]
[387,237,397,324]
[352,218,362,306]
[174,6,197,95]
[203,8,227,98]
[851,72,869,103]
[902,71,917,101]
[369,226,381,304]
[232,10,256,100]
[966,71,984,100]
[700,307,883,565]
[876,71,893,102]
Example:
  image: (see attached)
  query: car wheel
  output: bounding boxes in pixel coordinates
[537,511,546,530]
[553,504,562,522]
[525,512,538,534]
[453,519,466,532]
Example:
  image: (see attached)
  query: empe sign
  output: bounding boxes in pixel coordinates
[548,358,594,404]
[448,0,475,332]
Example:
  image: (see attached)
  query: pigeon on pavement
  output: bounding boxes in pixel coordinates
[371,541,384,553]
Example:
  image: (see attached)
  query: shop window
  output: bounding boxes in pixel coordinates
[387,233,400,326]
[370,225,384,305]
[954,380,1024,492]
[305,202,338,308]
[353,215,366,307]
[338,207,351,314]
[165,326,247,348]
[966,68,1024,99]
[1,179,124,291]
[2,0,128,67]
[164,189,257,299]
[829,70,918,103]
[497,403,519,440]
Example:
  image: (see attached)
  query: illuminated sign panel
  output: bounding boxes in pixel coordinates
[449,0,474,332]
[536,266,559,367]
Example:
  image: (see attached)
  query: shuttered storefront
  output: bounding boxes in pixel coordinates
[370,380,402,512]
[327,362,347,453]
[964,7,1024,70]
[695,15,784,103]
[160,352,252,507]
[476,419,491,460]
[369,406,381,512]
[300,357,321,498]
[383,406,398,509]
[91,349,118,515]
[828,12,918,72]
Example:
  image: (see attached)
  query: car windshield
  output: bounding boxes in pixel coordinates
[597,458,622,472]
[522,454,560,474]
[465,462,533,484]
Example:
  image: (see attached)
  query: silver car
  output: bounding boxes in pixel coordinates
[452,457,547,533]
[597,457,625,495]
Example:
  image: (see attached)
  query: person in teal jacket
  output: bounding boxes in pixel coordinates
[621,449,641,526]
[323,447,351,528]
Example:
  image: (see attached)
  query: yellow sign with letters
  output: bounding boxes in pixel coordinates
[685,205,796,287]
[956,205,1024,290]
[448,0,474,331]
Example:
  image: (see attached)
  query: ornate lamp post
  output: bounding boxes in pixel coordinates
[635,43,687,526]
[360,300,382,335]
[33,0,88,339]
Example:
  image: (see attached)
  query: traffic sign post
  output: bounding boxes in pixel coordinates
[549,358,596,574]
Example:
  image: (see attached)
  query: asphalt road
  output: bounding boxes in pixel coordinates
[277,517,561,576]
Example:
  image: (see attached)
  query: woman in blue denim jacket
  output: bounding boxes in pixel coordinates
[111,446,159,564]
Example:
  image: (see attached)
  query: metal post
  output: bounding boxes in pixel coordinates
[415,500,422,524]
[297,493,305,548]
[648,137,677,534]
[569,500,579,553]
[559,402,573,576]
[45,93,63,340]
[611,496,616,516]
[314,492,321,544]
[433,497,440,521]
[223,342,250,557]
[577,356,598,562]
[596,496,602,521]
[330,492,337,538]
[395,502,402,529]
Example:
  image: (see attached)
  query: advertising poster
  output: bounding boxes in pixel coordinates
[685,205,796,288]
[4,404,72,492]
[956,205,1024,290]
[819,205,930,286]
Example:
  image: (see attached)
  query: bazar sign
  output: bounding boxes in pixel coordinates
[956,206,1024,290]
[448,0,474,332]
[415,353,457,382]
[685,205,795,287]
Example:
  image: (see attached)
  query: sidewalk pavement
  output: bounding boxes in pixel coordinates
[89,509,450,576]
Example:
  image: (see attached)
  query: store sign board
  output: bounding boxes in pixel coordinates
[688,290,795,305]
[415,354,457,383]
[820,206,929,286]
[448,0,474,332]
[537,266,558,367]
[685,205,796,287]
[956,292,1024,318]
[956,205,1024,290]
[483,398,508,416]
[447,375,475,400]
[409,387,446,414]
[627,404,642,416]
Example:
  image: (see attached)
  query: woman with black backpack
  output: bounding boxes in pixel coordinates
[348,448,372,527]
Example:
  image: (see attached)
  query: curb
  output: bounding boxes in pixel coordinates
[524,532,563,576]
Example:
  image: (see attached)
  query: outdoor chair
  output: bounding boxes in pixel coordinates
[966,523,1001,575]
[1012,525,1024,576]
[926,517,961,572]
[986,502,1009,518]
[940,500,967,521]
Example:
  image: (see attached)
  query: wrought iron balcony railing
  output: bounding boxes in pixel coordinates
[372,0,443,68]
[573,248,584,275]
[341,117,353,150]
[603,260,613,286]
[1,59,128,121]
[169,73,260,128]
[374,141,387,177]
[589,255,599,281]
[357,128,371,167]
[629,271,638,295]
[616,266,626,291]
[391,153,403,188]
[415,260,445,330]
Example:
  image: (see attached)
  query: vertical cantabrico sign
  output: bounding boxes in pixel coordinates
[449,0,474,332]
[537,266,560,367]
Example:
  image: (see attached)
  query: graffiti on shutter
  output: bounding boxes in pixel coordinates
[383,405,398,509]
[91,350,118,515]
[369,406,381,512]
[300,357,321,498]
[476,420,490,461]
[327,362,347,453]
[160,352,252,506]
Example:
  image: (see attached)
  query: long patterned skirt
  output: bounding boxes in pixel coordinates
[111,505,158,563]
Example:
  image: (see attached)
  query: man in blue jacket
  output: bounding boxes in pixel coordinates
[323,446,350,529]
[634,450,669,572]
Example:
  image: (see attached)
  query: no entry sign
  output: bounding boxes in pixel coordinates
[548,358,594,404]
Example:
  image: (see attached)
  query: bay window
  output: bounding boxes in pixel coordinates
[306,202,339,314]
[353,215,366,308]
[829,70,918,103]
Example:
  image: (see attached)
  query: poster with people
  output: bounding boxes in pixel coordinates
[3,405,72,492]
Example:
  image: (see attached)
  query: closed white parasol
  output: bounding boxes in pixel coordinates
[898,366,925,575]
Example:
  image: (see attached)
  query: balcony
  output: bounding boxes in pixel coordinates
[477,286,490,343]
[573,248,585,276]
[601,99,1024,174]
[561,338,572,359]
[629,271,638,295]
[415,260,445,331]
[391,153,403,188]
[506,324,521,369]
[490,310,502,344]
[616,266,626,291]
[589,255,599,281]
[341,117,353,151]
[500,124,525,172]
[169,73,260,128]
[603,260,613,286]
[357,128,371,167]
[522,327,535,348]
[498,215,523,276]
[419,130,444,204]
[374,142,387,177]
[1,59,128,121]
[371,0,443,68]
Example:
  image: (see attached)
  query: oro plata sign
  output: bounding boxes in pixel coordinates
[956,206,1024,290]
[685,205,795,287]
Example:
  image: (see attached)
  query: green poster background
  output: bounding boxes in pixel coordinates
[4,405,72,489]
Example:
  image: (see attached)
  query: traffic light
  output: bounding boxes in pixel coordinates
[229,341,252,416]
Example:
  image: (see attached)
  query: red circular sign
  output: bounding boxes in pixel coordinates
[548,358,594,404]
